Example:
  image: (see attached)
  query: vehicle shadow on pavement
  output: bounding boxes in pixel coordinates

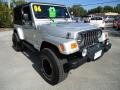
[12,45,47,83]
[21,49,44,79]
[21,49,88,81]
[108,29,120,37]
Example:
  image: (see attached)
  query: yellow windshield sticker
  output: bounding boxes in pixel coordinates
[33,5,42,12]
[33,5,38,12]
[37,6,42,12]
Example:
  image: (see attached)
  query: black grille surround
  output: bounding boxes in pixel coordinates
[77,29,102,49]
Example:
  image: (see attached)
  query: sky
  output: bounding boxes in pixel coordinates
[28,0,120,10]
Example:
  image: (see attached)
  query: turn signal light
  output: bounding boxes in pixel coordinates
[71,43,78,49]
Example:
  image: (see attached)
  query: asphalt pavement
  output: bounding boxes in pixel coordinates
[0,28,120,90]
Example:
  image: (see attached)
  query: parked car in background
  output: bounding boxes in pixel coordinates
[83,15,94,23]
[105,16,115,27]
[105,16,115,22]
[113,16,120,30]
[72,17,83,22]
[90,16,105,29]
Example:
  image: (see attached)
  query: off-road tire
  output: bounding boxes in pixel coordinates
[12,33,23,52]
[39,48,68,85]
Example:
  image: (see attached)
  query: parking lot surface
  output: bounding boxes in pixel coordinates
[0,28,120,90]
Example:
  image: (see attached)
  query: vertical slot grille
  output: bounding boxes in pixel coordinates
[77,30,100,48]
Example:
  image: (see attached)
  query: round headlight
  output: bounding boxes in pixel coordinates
[98,30,102,38]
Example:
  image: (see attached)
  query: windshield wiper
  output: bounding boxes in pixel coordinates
[48,17,54,22]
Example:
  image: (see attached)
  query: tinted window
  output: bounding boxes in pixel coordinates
[14,6,32,25]
[14,7,22,25]
[96,17,102,20]
[91,18,95,20]
[91,17,102,20]
[23,6,32,21]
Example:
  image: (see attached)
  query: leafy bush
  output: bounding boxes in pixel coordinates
[0,4,13,28]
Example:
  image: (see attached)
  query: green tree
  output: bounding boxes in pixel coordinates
[0,2,12,28]
[13,0,26,6]
[103,6,114,12]
[0,0,27,28]
[96,6,103,13]
[88,6,103,14]
[114,4,120,14]
[0,0,3,4]
[69,5,87,17]
[11,0,26,8]
[88,5,119,14]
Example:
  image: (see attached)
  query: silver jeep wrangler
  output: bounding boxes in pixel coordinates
[12,2,111,85]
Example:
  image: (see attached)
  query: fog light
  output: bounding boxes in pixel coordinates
[106,40,109,45]
[82,49,87,57]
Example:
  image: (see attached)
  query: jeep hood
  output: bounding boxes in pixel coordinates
[39,22,98,39]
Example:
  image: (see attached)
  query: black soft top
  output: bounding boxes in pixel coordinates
[14,2,65,9]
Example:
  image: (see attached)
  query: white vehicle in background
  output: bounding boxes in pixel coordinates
[83,15,94,23]
[90,16,105,29]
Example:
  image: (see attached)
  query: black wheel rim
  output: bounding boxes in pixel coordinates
[42,57,53,80]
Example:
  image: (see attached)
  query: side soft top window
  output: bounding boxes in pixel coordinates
[22,6,32,23]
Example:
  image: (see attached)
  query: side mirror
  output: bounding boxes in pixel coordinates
[23,14,29,21]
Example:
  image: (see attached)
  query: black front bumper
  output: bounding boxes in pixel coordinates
[64,43,111,72]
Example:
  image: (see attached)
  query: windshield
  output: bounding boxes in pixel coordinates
[32,4,70,19]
